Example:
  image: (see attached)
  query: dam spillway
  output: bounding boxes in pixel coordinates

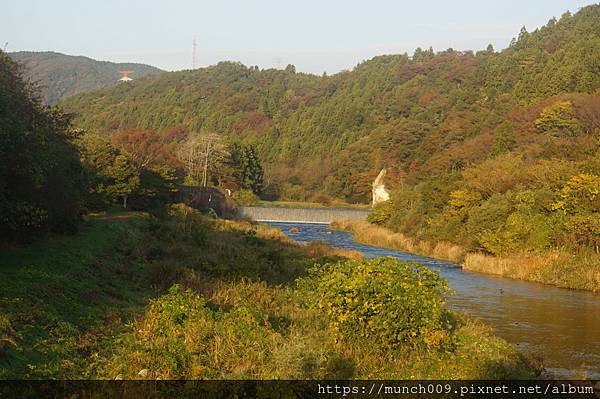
[237,206,370,224]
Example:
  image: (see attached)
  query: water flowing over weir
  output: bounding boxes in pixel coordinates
[237,206,370,224]
[261,220,600,379]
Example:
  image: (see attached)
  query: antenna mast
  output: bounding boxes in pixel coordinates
[192,37,197,69]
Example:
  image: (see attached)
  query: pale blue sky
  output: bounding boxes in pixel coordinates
[1,0,595,74]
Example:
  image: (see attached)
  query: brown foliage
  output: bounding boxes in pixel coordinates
[232,111,272,134]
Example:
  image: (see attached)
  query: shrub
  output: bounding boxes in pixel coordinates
[300,257,450,349]
[232,189,260,206]
[367,201,393,225]
[0,314,17,356]
[310,193,332,205]
[166,203,208,244]
[561,214,600,252]
[552,173,600,213]
[279,183,309,202]
[477,211,557,255]
[465,193,514,240]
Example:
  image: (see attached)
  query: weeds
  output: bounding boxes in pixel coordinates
[0,205,537,379]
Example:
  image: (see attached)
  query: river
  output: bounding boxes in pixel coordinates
[266,221,600,379]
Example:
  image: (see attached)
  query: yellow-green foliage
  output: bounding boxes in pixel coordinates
[299,258,450,349]
[553,173,600,213]
[534,100,581,137]
[0,314,17,355]
[102,284,352,380]
[232,188,260,206]
[367,201,394,225]
[447,190,482,219]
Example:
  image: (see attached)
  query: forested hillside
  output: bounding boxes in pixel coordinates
[61,6,600,204]
[10,51,163,104]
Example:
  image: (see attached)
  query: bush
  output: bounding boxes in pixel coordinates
[552,173,600,214]
[367,201,393,225]
[561,214,600,251]
[0,314,17,356]
[103,285,305,379]
[232,189,260,206]
[477,210,558,255]
[300,257,450,349]
[310,193,332,205]
[279,183,309,202]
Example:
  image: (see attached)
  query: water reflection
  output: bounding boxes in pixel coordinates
[268,222,600,379]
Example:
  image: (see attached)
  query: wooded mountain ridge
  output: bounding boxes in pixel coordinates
[10,51,163,104]
[59,5,600,204]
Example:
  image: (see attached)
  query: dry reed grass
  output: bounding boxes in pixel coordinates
[333,219,600,292]
[463,252,554,280]
[331,219,465,263]
[300,241,364,260]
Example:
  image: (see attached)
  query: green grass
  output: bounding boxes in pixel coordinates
[0,205,537,379]
[0,213,151,378]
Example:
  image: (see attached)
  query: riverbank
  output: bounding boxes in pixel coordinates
[331,220,600,293]
[0,205,535,379]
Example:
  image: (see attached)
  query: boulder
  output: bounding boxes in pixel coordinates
[372,169,391,206]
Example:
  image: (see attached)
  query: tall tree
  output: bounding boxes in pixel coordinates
[177,133,228,187]
[0,50,85,240]
[229,143,264,194]
[112,128,163,170]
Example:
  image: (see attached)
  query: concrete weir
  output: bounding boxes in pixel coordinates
[238,206,370,224]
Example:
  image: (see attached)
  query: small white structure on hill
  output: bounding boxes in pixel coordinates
[118,70,134,82]
[372,168,391,206]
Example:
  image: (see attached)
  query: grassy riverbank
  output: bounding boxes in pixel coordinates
[332,220,600,292]
[1,206,536,379]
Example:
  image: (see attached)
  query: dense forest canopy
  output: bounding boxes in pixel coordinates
[60,5,600,204]
[10,51,163,105]
[55,5,600,259]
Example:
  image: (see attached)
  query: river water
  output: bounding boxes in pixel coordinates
[267,222,600,379]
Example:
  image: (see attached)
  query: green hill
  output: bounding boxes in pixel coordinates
[9,51,163,104]
[60,6,600,203]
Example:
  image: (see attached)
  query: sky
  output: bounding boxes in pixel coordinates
[1,0,595,74]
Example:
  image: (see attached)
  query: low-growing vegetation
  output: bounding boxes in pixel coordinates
[334,219,600,292]
[0,205,536,379]
[332,219,466,263]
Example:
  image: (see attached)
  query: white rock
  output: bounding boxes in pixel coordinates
[372,169,391,206]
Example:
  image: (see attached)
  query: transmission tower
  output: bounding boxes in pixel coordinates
[192,37,197,69]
